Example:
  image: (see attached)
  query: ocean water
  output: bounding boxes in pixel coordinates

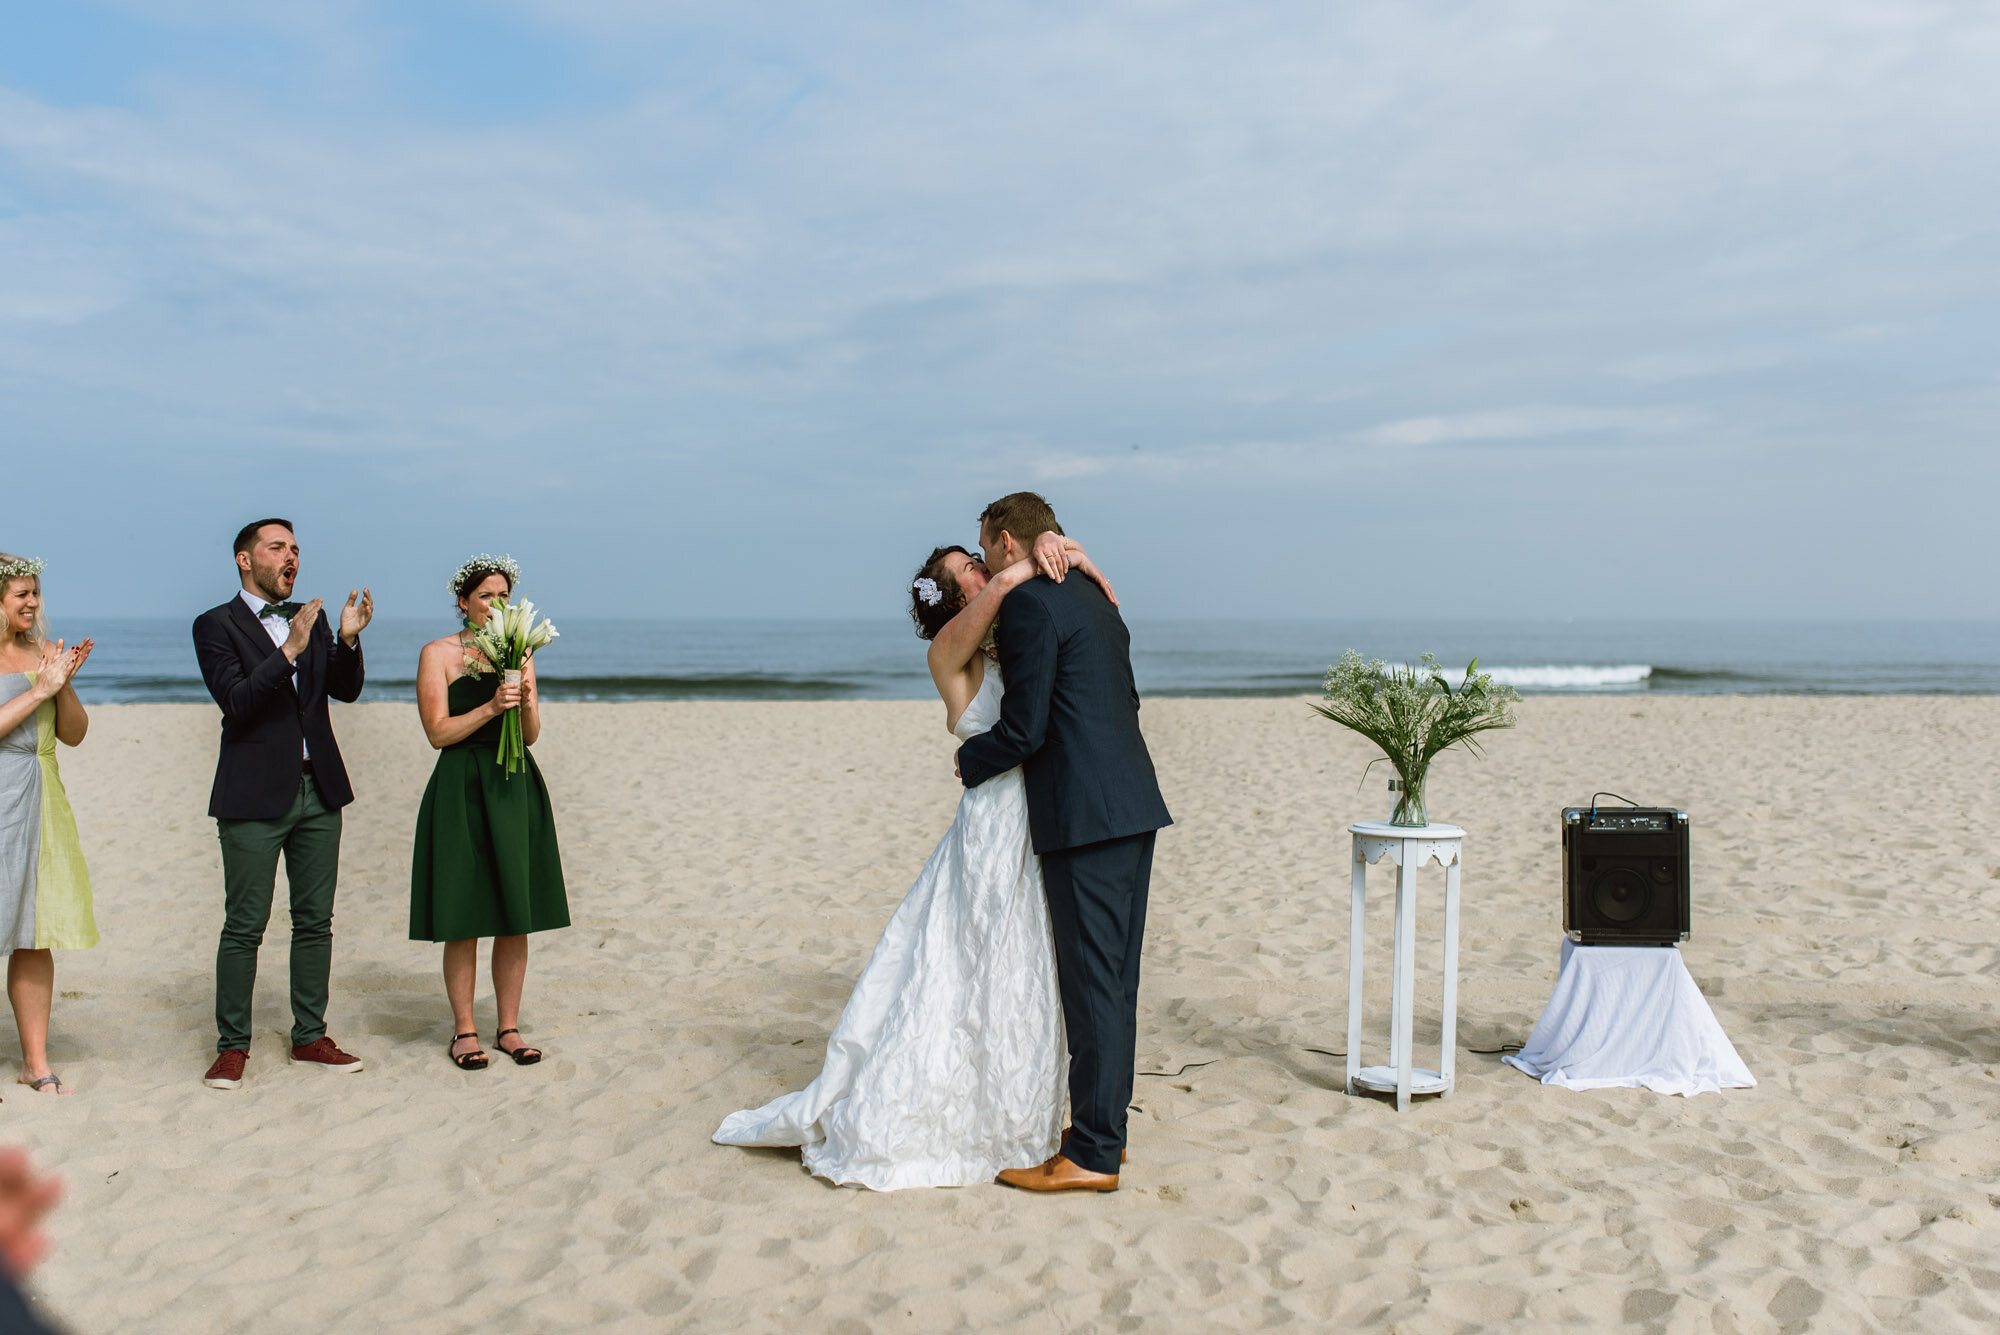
[56,617,2000,704]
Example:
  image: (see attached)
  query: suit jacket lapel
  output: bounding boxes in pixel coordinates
[226,595,300,702]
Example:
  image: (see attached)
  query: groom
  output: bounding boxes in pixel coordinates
[957,492,1172,1193]
[190,518,372,1090]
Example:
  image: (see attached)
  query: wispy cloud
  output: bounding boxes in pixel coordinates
[1353,408,1689,448]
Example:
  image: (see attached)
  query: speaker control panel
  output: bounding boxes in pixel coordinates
[1573,811,1683,833]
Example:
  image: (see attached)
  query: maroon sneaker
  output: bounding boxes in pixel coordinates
[289,1037,364,1073]
[203,1049,247,1090]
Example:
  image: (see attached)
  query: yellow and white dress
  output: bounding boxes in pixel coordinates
[0,671,97,949]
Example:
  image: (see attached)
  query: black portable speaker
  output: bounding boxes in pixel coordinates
[1562,805,1690,946]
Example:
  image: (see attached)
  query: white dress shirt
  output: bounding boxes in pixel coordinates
[239,588,308,760]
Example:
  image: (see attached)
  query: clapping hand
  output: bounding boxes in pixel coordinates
[283,598,325,662]
[33,640,76,697]
[340,588,373,645]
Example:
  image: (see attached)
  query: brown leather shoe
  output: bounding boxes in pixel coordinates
[1060,1126,1127,1165]
[203,1049,247,1090]
[289,1037,364,1073]
[997,1154,1119,1193]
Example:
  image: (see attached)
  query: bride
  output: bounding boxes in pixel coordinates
[713,530,1116,1189]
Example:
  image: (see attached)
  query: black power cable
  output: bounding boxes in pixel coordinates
[1135,1059,1220,1078]
[1588,791,1643,821]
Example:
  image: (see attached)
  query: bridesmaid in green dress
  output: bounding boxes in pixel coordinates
[411,556,569,1071]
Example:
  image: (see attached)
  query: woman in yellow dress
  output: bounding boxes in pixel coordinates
[0,555,97,1096]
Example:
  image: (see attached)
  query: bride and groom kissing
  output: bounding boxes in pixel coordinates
[715,491,1171,1192]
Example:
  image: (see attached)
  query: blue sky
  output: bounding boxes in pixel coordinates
[3,1,1995,621]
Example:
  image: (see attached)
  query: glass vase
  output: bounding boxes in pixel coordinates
[1387,773,1428,827]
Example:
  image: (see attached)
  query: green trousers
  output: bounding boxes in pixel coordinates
[215,776,342,1053]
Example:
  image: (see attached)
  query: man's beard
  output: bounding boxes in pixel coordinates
[252,568,294,603]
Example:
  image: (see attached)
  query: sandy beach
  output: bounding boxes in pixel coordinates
[6,694,1998,1331]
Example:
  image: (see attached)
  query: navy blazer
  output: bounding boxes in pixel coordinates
[191,597,365,820]
[956,575,1171,854]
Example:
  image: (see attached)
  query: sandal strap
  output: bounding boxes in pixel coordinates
[496,1028,520,1038]
[25,1074,60,1091]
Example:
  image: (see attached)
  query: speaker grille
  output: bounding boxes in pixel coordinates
[1589,867,1651,923]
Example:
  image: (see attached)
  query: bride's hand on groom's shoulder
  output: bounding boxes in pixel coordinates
[1032,531,1072,582]
[1056,537,1120,608]
[1083,562,1119,606]
[1023,531,1119,605]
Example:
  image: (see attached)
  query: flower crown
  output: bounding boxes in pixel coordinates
[448,553,521,598]
[912,576,943,607]
[0,557,43,583]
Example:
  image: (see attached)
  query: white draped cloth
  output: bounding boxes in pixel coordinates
[1503,940,1755,1097]
[712,665,1065,1189]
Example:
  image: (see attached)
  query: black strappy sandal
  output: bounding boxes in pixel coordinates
[494,1028,542,1066]
[448,1033,489,1070]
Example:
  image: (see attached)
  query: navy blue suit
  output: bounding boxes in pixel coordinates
[191,597,364,820]
[957,575,1170,1174]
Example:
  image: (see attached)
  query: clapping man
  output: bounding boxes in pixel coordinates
[191,519,372,1090]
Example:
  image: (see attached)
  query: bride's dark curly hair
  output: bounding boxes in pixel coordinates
[908,545,973,641]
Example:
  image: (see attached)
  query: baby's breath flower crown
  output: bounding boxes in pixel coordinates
[0,556,44,583]
[448,553,522,599]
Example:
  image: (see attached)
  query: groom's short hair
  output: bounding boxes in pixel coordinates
[233,518,294,556]
[979,492,1063,546]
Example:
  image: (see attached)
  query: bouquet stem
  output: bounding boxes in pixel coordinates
[497,669,526,777]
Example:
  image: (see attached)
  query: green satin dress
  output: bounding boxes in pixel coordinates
[409,673,570,942]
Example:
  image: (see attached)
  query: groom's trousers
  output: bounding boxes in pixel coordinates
[1040,829,1156,1177]
[214,775,341,1053]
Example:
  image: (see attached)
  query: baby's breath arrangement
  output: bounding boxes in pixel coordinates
[1313,651,1521,827]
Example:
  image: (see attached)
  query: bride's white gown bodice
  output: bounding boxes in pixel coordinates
[713,665,1064,1189]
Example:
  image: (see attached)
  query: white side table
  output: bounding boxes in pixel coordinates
[1346,821,1464,1111]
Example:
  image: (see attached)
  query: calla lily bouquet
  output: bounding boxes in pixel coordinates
[467,599,559,777]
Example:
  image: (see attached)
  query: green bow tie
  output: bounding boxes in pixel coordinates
[259,601,302,620]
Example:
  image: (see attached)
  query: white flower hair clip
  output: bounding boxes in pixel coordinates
[913,577,943,606]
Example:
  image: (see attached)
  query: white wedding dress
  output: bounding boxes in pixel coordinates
[713,665,1065,1189]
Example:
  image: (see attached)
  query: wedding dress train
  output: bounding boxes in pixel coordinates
[712,666,1065,1189]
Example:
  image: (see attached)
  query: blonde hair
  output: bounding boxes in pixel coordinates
[0,554,47,646]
